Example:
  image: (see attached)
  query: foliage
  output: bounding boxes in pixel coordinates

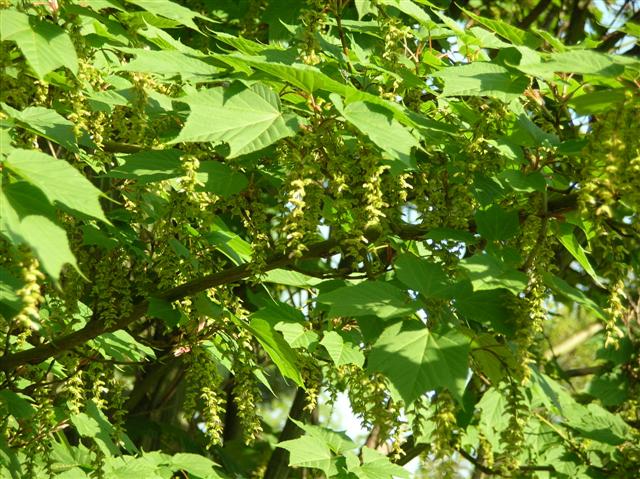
[0,0,639,478]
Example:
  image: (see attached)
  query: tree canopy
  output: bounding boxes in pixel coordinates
[0,0,639,478]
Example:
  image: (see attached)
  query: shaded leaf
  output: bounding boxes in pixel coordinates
[394,253,456,299]
[316,281,416,319]
[475,205,519,241]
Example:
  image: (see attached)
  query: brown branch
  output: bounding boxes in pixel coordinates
[458,448,556,476]
[263,387,308,479]
[0,239,336,373]
[518,0,552,29]
[597,9,640,52]
[394,435,428,465]
[543,322,604,360]
[563,365,606,377]
[0,193,580,373]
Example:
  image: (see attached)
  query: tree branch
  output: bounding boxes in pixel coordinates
[518,0,552,29]
[0,194,580,373]
[0,239,335,373]
[263,387,308,479]
[543,322,603,360]
[458,448,556,475]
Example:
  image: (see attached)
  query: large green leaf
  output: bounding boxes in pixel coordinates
[433,63,528,102]
[368,321,470,404]
[290,420,358,455]
[118,48,220,79]
[319,331,365,367]
[462,8,542,48]
[517,51,625,79]
[459,254,528,294]
[394,253,456,299]
[5,149,108,224]
[216,53,349,94]
[350,446,410,479]
[170,453,222,478]
[277,436,334,475]
[316,281,416,319]
[542,272,605,320]
[91,330,156,362]
[0,10,78,79]
[123,0,211,31]
[262,269,324,287]
[172,82,300,157]
[553,222,601,285]
[0,182,78,281]
[454,287,515,334]
[245,309,304,387]
[1,105,78,152]
[530,371,631,446]
[475,206,519,242]
[332,97,418,168]
[275,322,318,350]
[109,150,248,197]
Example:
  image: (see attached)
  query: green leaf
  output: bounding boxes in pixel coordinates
[275,322,318,350]
[518,51,625,79]
[1,105,78,152]
[454,287,515,334]
[498,170,546,193]
[320,331,365,367]
[262,269,324,287]
[542,272,605,320]
[316,281,416,319]
[394,253,456,299]
[290,420,358,454]
[332,97,418,168]
[530,371,631,446]
[553,222,601,285]
[0,10,78,79]
[5,149,108,224]
[196,161,248,197]
[108,149,182,183]
[0,266,23,318]
[0,390,36,419]
[0,183,79,281]
[171,453,221,478]
[216,53,348,94]
[205,217,252,264]
[91,330,156,362]
[118,49,220,79]
[568,88,627,115]
[368,321,470,404]
[123,0,211,31]
[277,436,334,475]
[459,254,528,294]
[462,8,542,48]
[350,446,410,479]
[172,82,300,158]
[432,63,528,102]
[475,205,519,241]
[246,310,304,387]
[70,402,121,456]
[147,297,181,328]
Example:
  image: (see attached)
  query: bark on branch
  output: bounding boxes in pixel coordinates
[0,195,579,373]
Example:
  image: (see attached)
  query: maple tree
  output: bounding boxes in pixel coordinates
[1,1,639,478]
